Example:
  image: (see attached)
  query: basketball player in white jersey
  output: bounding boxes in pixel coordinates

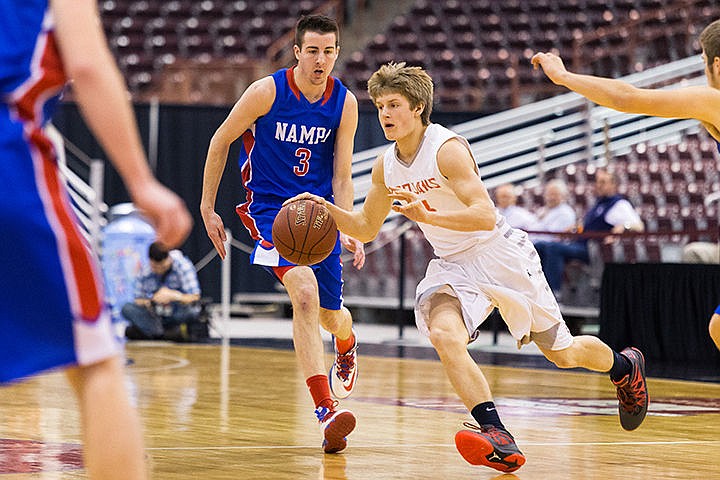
[286,62,648,473]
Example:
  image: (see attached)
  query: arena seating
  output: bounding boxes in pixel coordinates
[339,0,720,112]
[344,130,720,305]
[99,0,336,101]
[99,0,720,110]
[93,0,720,309]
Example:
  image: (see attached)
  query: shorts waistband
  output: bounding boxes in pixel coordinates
[440,218,514,263]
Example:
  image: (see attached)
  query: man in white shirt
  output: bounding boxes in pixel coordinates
[493,183,537,231]
[530,179,577,243]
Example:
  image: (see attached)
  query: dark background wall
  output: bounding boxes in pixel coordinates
[51,102,478,301]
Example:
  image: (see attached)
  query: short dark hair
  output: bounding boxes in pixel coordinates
[700,19,720,67]
[294,14,339,49]
[148,241,169,262]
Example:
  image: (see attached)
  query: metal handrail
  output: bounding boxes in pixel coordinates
[350,55,707,194]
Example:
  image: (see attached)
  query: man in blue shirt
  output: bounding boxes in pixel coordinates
[534,169,643,296]
[122,242,201,339]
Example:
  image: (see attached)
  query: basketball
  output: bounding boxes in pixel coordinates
[272,199,338,265]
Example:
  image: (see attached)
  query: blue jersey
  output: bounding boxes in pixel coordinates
[236,67,347,243]
[0,1,49,94]
[0,4,119,382]
[234,68,347,310]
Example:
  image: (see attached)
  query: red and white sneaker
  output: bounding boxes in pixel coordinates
[329,330,358,399]
[455,423,526,473]
[315,405,356,454]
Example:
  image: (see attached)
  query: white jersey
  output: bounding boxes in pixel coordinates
[383,125,571,351]
[383,123,500,258]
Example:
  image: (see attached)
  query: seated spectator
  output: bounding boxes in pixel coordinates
[530,179,577,243]
[681,242,719,264]
[122,241,201,340]
[534,168,644,296]
[494,183,537,231]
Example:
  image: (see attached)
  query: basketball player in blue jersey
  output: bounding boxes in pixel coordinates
[288,62,648,473]
[0,1,192,479]
[201,15,365,453]
[533,18,720,352]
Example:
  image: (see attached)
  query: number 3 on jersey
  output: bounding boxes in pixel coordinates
[293,148,311,176]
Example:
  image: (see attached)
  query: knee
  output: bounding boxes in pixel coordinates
[289,283,319,314]
[121,302,143,319]
[428,323,466,354]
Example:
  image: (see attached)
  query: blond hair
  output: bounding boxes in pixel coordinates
[367,62,433,125]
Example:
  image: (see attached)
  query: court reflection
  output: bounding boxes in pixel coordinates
[320,454,347,480]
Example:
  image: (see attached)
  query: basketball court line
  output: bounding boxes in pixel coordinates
[145,439,720,451]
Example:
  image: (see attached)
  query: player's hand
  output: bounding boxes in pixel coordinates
[283,192,325,207]
[130,179,192,248]
[530,52,568,85]
[340,233,365,269]
[390,190,430,224]
[201,209,227,260]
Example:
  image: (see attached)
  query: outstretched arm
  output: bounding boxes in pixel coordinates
[200,77,274,259]
[531,52,720,130]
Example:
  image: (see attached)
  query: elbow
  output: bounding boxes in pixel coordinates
[479,217,496,231]
[65,57,111,89]
[348,229,376,243]
[477,209,497,231]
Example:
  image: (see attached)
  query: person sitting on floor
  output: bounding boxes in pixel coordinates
[122,241,201,340]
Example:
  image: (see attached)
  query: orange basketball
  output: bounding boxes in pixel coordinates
[271,199,338,265]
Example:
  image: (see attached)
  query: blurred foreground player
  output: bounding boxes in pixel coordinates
[0,1,191,479]
[201,15,364,453]
[289,62,648,473]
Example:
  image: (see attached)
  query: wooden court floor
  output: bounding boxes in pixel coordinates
[1,342,719,479]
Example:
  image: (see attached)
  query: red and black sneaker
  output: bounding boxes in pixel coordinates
[612,347,649,431]
[454,423,526,473]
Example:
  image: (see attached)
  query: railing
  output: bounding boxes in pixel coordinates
[48,124,107,253]
[351,55,707,197]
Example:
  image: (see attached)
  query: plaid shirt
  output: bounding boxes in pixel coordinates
[134,250,200,300]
